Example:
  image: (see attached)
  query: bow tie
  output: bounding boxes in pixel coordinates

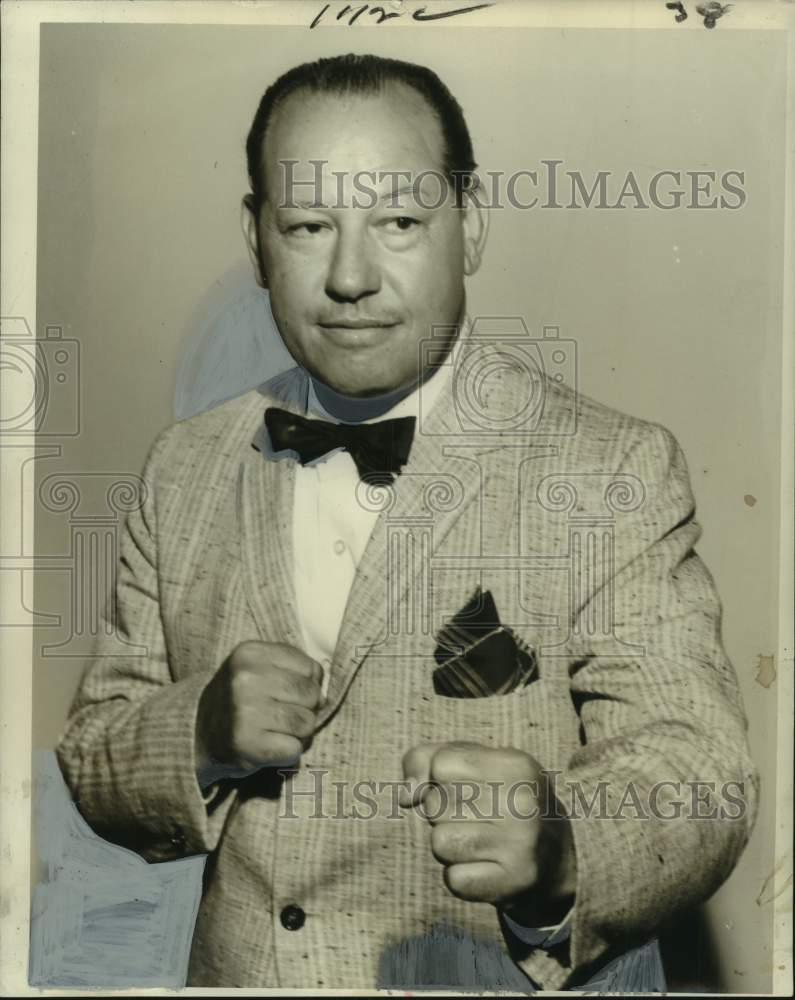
[264,407,416,484]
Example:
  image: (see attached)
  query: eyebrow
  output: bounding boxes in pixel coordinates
[283,183,426,211]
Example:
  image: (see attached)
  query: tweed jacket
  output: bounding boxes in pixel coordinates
[56,349,759,990]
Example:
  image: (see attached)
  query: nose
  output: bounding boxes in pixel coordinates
[325,226,381,303]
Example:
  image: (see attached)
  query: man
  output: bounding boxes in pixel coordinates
[56,54,758,991]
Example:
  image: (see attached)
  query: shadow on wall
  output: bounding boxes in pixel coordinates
[173,262,294,422]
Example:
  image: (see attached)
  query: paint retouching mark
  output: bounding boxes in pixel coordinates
[754,654,776,689]
[28,751,205,989]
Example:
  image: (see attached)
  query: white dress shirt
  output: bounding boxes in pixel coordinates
[292,354,453,698]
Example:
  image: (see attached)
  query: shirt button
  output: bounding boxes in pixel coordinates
[333,539,346,555]
[280,904,306,931]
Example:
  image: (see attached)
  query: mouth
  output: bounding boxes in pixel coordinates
[316,319,399,346]
[318,318,398,330]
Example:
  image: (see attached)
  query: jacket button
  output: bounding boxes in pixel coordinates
[280,904,305,931]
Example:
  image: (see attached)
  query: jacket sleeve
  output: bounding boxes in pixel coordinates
[516,422,759,989]
[55,426,237,862]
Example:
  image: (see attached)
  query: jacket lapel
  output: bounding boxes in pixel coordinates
[237,446,303,649]
[318,366,484,723]
[236,374,307,649]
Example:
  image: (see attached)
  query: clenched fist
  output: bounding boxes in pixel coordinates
[401,741,576,926]
[195,641,325,785]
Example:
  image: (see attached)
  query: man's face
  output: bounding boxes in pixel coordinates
[246,83,485,397]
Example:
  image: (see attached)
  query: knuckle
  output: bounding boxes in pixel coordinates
[233,640,264,663]
[430,746,464,781]
[285,734,303,756]
[275,642,302,658]
[277,644,314,676]
[504,745,531,766]
[402,744,429,778]
[264,733,302,768]
[261,698,283,731]
[260,732,284,759]
[295,674,319,706]
[432,823,463,859]
[502,746,536,777]
[419,786,441,818]
[229,667,253,702]
[275,737,303,767]
[430,825,449,860]
[444,865,473,898]
[285,705,314,738]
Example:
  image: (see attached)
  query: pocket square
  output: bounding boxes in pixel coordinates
[432,588,538,698]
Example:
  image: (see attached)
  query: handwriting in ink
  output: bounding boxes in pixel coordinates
[310,2,495,29]
[665,2,688,22]
[695,2,731,29]
[665,1,732,28]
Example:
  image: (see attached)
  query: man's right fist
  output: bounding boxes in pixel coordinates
[195,641,325,783]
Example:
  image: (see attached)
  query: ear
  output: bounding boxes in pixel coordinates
[241,194,267,289]
[461,187,489,277]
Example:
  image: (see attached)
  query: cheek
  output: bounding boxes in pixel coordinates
[267,253,313,294]
[386,254,461,309]
[397,231,465,300]
[260,228,321,293]
[265,263,320,338]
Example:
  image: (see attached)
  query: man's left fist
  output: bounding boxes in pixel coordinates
[400,741,576,923]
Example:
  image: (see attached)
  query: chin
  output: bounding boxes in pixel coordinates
[328,377,400,398]
[316,363,415,399]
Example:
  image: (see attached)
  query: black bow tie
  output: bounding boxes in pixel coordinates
[264,407,416,484]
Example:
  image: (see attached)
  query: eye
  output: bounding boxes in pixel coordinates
[287,222,327,236]
[385,216,421,232]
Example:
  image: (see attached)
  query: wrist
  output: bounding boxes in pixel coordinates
[504,884,574,929]
[544,808,577,899]
[503,809,577,927]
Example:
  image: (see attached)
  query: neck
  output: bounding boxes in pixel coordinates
[311,377,420,422]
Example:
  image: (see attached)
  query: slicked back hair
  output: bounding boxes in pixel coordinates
[245,53,477,210]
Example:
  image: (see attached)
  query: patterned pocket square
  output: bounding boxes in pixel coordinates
[432,588,538,698]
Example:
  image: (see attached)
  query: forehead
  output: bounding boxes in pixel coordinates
[263,82,446,184]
